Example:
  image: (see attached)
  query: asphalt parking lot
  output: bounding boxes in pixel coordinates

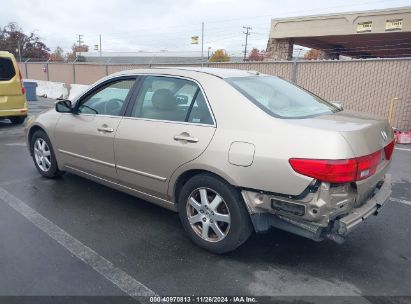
[0,98,410,302]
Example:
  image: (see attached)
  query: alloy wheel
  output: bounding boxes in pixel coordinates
[34,138,52,172]
[186,187,231,242]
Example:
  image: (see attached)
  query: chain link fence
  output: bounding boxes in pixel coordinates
[17,58,411,129]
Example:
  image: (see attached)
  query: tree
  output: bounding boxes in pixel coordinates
[66,44,89,62]
[209,49,230,62]
[304,49,323,60]
[0,22,50,61]
[247,48,265,61]
[49,46,65,61]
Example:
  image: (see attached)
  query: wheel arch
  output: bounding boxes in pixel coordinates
[27,124,52,155]
[171,167,238,205]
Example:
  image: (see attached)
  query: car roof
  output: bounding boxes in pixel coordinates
[115,66,265,79]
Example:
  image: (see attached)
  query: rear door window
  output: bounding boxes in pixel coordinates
[131,76,214,125]
[0,57,16,81]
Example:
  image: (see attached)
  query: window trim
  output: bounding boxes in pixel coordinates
[73,76,140,117]
[124,74,216,127]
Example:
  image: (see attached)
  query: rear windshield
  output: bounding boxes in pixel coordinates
[0,57,16,81]
[226,76,339,118]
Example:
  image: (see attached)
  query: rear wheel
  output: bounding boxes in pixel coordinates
[10,116,26,125]
[30,130,64,178]
[178,173,253,254]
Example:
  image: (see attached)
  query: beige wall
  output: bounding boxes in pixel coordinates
[294,60,411,129]
[48,63,74,84]
[269,7,411,38]
[74,64,107,85]
[26,63,48,81]
[22,59,411,130]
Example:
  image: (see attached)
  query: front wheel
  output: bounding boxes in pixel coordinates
[178,173,253,254]
[30,130,64,178]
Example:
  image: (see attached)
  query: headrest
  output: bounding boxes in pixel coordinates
[151,89,176,110]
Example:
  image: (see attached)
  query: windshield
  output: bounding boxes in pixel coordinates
[226,76,339,118]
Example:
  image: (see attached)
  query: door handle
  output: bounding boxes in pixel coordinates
[97,126,114,133]
[174,134,199,143]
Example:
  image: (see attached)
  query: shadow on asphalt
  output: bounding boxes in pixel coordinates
[0,119,14,128]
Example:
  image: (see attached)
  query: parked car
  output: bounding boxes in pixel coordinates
[25,67,394,253]
[0,51,28,124]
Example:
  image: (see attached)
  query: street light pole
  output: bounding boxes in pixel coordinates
[99,34,102,57]
[201,22,204,66]
[17,40,22,62]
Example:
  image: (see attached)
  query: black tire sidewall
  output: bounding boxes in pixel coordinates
[178,174,252,254]
[30,130,61,178]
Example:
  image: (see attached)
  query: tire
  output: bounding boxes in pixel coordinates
[30,130,64,178]
[178,173,253,254]
[10,116,26,125]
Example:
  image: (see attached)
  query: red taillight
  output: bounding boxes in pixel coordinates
[384,140,394,160]
[289,158,357,183]
[18,68,25,95]
[356,150,381,181]
[290,141,394,183]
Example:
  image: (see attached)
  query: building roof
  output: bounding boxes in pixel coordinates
[268,6,411,58]
[81,51,244,64]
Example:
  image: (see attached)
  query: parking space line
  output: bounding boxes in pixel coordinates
[390,197,411,207]
[5,142,26,146]
[0,176,38,186]
[0,186,157,299]
[395,147,411,151]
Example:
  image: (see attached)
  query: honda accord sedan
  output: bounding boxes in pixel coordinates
[25,67,394,253]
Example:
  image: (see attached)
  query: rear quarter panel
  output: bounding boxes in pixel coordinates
[168,75,356,198]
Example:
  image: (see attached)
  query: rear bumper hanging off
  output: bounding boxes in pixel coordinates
[247,174,392,243]
[328,174,391,238]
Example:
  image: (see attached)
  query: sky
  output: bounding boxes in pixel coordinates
[1,0,410,55]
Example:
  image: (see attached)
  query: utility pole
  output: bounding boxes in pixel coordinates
[201,22,204,66]
[76,34,84,58]
[77,34,84,46]
[242,26,252,61]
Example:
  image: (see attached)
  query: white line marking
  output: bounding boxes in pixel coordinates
[395,147,411,151]
[5,142,26,146]
[0,187,157,298]
[0,176,37,186]
[390,197,411,206]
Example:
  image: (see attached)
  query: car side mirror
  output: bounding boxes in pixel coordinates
[55,99,73,113]
[331,101,343,110]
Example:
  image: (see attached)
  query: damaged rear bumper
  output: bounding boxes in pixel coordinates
[328,174,391,238]
[244,174,392,243]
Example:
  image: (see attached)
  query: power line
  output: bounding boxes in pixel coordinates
[103,0,399,36]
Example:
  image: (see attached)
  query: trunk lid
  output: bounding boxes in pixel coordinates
[290,110,394,157]
[289,110,394,206]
